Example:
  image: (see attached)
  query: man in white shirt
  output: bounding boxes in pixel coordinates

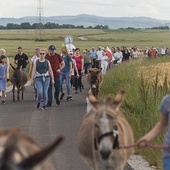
[95,46,103,68]
[114,47,123,64]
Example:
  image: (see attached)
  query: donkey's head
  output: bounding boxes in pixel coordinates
[88,68,102,99]
[10,64,23,85]
[88,68,102,90]
[0,127,64,170]
[87,90,125,160]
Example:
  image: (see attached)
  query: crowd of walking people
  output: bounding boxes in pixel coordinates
[0,44,170,108]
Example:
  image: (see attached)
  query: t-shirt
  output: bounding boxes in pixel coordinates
[90,50,97,59]
[46,53,63,78]
[96,50,103,60]
[101,55,108,65]
[72,55,83,70]
[159,94,170,158]
[36,60,48,74]
[61,55,72,73]
[31,55,39,63]
[14,53,28,68]
[84,55,92,64]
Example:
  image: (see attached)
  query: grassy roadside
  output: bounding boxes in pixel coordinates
[99,57,170,169]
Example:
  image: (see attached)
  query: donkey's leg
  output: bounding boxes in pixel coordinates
[12,85,15,101]
[21,87,24,100]
[17,87,20,101]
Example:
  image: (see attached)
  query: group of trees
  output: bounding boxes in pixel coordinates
[0,22,109,30]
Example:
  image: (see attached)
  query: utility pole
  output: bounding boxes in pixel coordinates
[36,0,45,41]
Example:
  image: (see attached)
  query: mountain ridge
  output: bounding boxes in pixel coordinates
[0,14,170,29]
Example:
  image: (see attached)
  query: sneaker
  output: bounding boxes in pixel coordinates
[68,95,73,100]
[46,102,52,107]
[66,95,73,102]
[36,102,40,109]
[60,93,65,100]
[42,106,47,110]
[65,96,69,102]
[56,99,60,105]
[1,100,5,105]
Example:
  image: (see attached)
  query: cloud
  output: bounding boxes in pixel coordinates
[0,0,170,20]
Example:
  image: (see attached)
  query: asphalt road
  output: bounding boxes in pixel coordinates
[0,77,133,170]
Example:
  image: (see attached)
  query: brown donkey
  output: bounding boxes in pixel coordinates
[10,64,27,101]
[78,91,134,170]
[0,127,64,170]
[87,68,103,99]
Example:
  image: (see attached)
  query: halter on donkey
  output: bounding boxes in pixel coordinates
[10,64,27,101]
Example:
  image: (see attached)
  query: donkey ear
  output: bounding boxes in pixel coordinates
[10,63,15,70]
[112,90,125,110]
[17,135,64,169]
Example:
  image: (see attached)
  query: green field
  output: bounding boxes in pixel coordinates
[0,29,170,57]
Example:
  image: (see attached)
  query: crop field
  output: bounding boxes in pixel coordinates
[0,29,170,57]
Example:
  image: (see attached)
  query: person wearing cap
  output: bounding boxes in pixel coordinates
[46,45,65,106]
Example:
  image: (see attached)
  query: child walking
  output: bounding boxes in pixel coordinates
[0,55,7,104]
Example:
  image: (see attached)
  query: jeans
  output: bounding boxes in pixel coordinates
[94,60,101,69]
[84,63,91,74]
[48,77,60,104]
[101,62,108,75]
[34,76,50,106]
[163,157,170,170]
[74,69,82,91]
[60,72,71,95]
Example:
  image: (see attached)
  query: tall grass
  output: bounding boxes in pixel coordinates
[100,57,170,169]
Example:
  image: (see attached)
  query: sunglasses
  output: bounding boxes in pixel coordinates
[40,53,45,55]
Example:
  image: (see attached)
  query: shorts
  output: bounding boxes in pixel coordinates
[163,157,170,170]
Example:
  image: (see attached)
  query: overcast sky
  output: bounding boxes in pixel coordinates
[0,0,170,21]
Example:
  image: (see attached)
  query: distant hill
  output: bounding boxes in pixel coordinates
[1,14,170,29]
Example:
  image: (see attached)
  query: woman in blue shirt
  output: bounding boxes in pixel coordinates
[60,46,73,101]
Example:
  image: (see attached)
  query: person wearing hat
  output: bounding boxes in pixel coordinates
[46,45,65,106]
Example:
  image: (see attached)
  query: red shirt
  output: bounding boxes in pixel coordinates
[72,55,83,70]
[46,53,63,78]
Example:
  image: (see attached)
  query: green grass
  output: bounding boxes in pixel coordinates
[1,28,170,58]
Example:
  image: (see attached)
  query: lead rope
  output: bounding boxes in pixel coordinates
[120,143,170,150]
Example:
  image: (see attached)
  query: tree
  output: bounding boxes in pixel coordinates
[20,22,32,29]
